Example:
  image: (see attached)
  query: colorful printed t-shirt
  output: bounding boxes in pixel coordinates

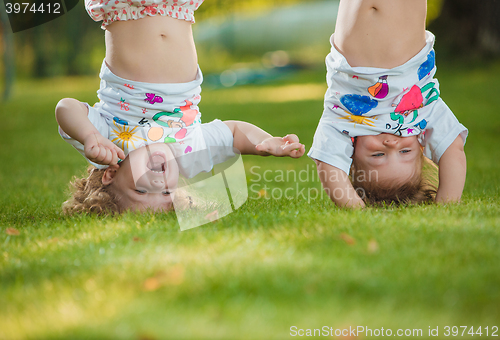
[59,60,235,178]
[308,31,468,174]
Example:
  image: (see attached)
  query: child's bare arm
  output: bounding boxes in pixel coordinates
[436,136,466,203]
[223,121,305,158]
[316,160,365,208]
[55,98,125,165]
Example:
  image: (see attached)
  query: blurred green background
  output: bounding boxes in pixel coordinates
[1,0,499,91]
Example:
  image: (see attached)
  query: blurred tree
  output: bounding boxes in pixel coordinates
[427,0,444,24]
[429,0,500,58]
[196,0,305,20]
[1,1,15,100]
[3,0,316,80]
[32,26,49,78]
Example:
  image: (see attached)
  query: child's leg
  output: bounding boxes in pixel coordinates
[334,0,427,68]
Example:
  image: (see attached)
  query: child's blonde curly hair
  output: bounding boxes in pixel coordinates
[63,166,120,215]
[63,166,194,215]
[350,152,438,206]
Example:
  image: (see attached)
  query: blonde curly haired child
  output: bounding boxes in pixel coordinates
[57,0,305,214]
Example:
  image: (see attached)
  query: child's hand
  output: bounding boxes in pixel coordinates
[83,132,126,166]
[255,134,305,158]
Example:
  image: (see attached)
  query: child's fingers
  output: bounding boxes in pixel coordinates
[289,145,306,158]
[104,139,125,160]
[108,149,117,165]
[255,143,269,153]
[102,142,117,164]
[84,142,101,159]
[95,146,107,163]
[94,146,112,164]
[282,134,300,144]
[289,144,305,157]
[104,148,113,164]
[116,146,126,160]
[281,142,304,154]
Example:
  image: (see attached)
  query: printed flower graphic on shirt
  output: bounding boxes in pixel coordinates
[110,122,146,152]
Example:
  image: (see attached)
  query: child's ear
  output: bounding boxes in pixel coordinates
[102,165,119,185]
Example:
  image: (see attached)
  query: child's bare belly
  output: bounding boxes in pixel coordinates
[334,0,427,69]
[105,15,198,83]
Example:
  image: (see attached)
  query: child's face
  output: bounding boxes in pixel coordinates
[353,134,421,186]
[104,143,179,212]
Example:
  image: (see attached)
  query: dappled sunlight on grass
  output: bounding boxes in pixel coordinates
[1,276,136,340]
[1,63,500,339]
[8,76,100,102]
[204,83,326,104]
[5,74,326,106]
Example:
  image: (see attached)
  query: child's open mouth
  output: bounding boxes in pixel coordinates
[147,152,167,174]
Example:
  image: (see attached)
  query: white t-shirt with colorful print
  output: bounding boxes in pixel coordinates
[308,31,468,174]
[59,60,235,178]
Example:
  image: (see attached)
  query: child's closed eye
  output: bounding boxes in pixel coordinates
[136,189,171,195]
[400,149,411,154]
[372,153,384,157]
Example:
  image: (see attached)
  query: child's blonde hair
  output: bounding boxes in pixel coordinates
[63,166,194,215]
[63,166,120,215]
[350,151,438,206]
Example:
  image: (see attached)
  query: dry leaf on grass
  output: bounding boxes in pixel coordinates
[5,228,20,236]
[143,265,185,291]
[204,210,219,222]
[258,189,268,198]
[138,334,157,340]
[340,233,355,245]
[143,277,161,291]
[367,239,379,253]
[335,325,359,339]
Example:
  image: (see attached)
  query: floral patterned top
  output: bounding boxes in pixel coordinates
[85,0,204,29]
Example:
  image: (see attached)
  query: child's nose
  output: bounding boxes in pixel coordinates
[151,180,165,188]
[383,138,398,147]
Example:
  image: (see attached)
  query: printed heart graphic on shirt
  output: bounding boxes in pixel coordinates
[395,85,423,113]
[340,94,378,116]
[185,146,193,154]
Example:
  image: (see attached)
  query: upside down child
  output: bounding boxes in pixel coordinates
[308,0,467,207]
[56,0,305,214]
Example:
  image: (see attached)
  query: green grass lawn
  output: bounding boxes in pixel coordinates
[1,62,500,339]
